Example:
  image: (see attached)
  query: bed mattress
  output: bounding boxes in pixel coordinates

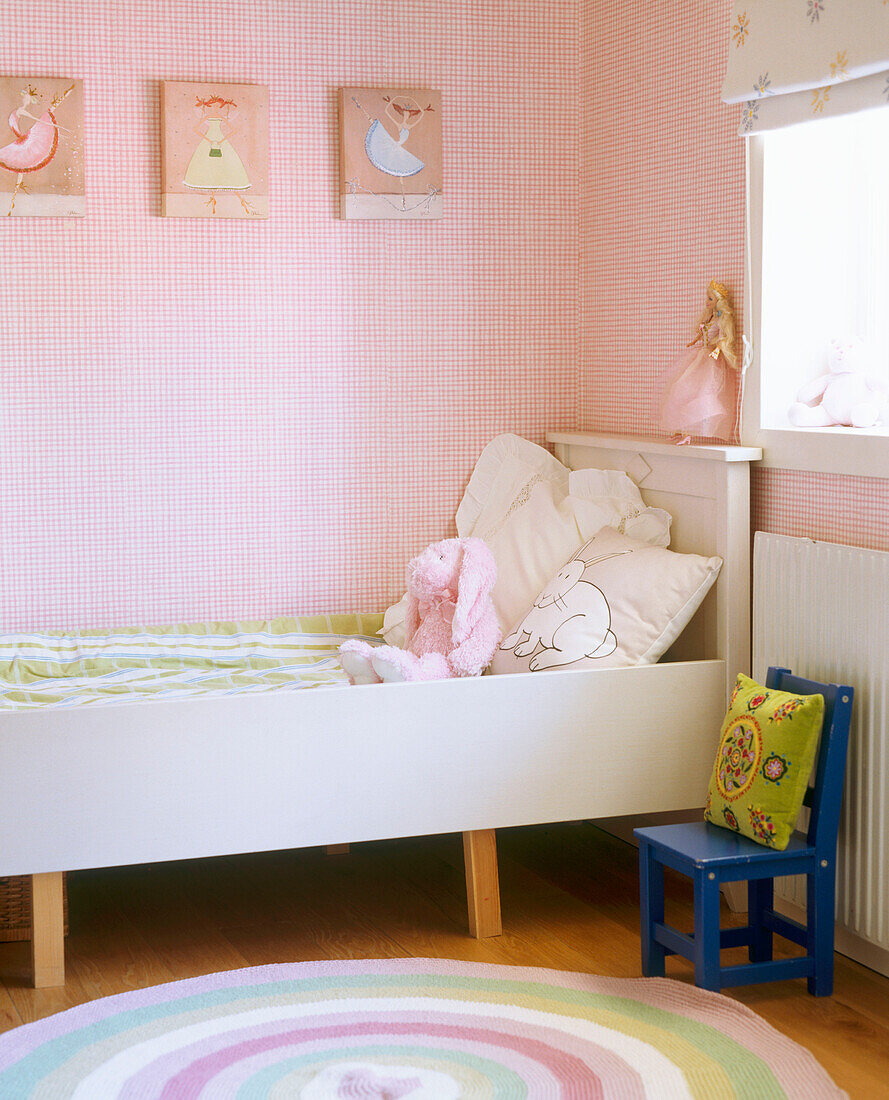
[0,614,383,709]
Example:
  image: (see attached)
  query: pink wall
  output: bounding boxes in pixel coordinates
[752,468,889,553]
[0,0,580,629]
[7,1,885,634]
[580,1,745,437]
[580,0,889,554]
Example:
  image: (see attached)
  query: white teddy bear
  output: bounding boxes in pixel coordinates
[788,339,888,429]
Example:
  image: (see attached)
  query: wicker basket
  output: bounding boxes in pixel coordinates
[0,875,69,942]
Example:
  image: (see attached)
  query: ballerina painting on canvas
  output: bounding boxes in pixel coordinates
[339,87,443,220]
[362,94,430,179]
[183,94,255,216]
[161,81,269,219]
[0,77,84,217]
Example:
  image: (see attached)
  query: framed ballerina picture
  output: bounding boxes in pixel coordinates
[160,81,268,219]
[338,87,443,220]
[0,76,84,217]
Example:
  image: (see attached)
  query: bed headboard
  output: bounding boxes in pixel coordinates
[547,432,762,701]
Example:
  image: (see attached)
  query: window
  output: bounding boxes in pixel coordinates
[743,108,889,476]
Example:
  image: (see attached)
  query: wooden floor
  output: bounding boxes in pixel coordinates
[2,821,889,1097]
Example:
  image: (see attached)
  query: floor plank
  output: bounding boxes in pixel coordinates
[1,822,888,1097]
[1,938,92,1028]
[0,981,22,1033]
[98,861,253,979]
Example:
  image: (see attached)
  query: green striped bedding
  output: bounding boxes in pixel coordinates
[0,614,383,710]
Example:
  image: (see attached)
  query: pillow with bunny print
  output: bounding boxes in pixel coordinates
[381,434,671,648]
[490,527,722,674]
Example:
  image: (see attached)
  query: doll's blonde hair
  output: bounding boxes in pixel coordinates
[708,280,738,370]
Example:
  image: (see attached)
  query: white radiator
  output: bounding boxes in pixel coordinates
[753,532,889,978]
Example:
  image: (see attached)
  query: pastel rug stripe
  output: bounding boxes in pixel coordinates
[155,1022,603,1100]
[120,1016,593,1100]
[67,1000,676,1100]
[234,1046,515,1100]
[553,995,775,1100]
[23,999,651,1100]
[579,979,822,1100]
[1,977,683,1088]
[11,988,778,1100]
[119,1027,552,1100]
[10,985,774,1100]
[0,959,846,1099]
[207,1038,523,1100]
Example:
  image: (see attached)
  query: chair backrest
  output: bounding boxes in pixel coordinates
[766,667,854,854]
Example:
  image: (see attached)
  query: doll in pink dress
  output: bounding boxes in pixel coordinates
[657,280,739,442]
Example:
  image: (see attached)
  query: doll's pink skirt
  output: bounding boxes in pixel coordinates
[656,347,735,440]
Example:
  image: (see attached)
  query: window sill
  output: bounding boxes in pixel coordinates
[745,424,889,478]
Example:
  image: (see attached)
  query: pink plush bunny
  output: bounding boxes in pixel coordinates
[338,537,500,683]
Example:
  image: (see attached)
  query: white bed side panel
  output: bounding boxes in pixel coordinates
[0,660,724,876]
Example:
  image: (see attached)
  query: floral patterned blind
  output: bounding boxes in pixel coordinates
[723,1,889,133]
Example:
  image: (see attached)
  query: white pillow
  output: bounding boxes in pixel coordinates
[381,435,672,644]
[491,527,722,674]
[454,433,567,539]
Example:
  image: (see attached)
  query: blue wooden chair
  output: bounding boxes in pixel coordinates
[635,668,853,996]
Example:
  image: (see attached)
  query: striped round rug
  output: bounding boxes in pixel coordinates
[0,958,845,1098]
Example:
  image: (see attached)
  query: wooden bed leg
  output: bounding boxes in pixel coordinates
[463,829,502,938]
[722,881,748,913]
[30,872,65,988]
[325,843,350,855]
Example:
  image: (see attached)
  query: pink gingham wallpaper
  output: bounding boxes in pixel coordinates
[580,0,889,554]
[579,0,745,439]
[752,468,889,553]
[0,0,580,629]
[4,1,886,633]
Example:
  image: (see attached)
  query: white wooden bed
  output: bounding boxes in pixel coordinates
[0,432,760,988]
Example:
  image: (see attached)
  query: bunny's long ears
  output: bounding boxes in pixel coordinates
[571,549,632,570]
[452,538,497,644]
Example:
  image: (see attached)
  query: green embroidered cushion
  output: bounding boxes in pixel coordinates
[704,673,825,849]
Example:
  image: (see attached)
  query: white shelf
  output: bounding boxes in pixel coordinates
[546,431,763,464]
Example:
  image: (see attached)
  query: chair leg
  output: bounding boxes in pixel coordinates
[748,878,774,963]
[639,841,665,977]
[808,867,836,996]
[693,870,722,991]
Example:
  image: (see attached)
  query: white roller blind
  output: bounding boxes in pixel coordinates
[723,1,889,133]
